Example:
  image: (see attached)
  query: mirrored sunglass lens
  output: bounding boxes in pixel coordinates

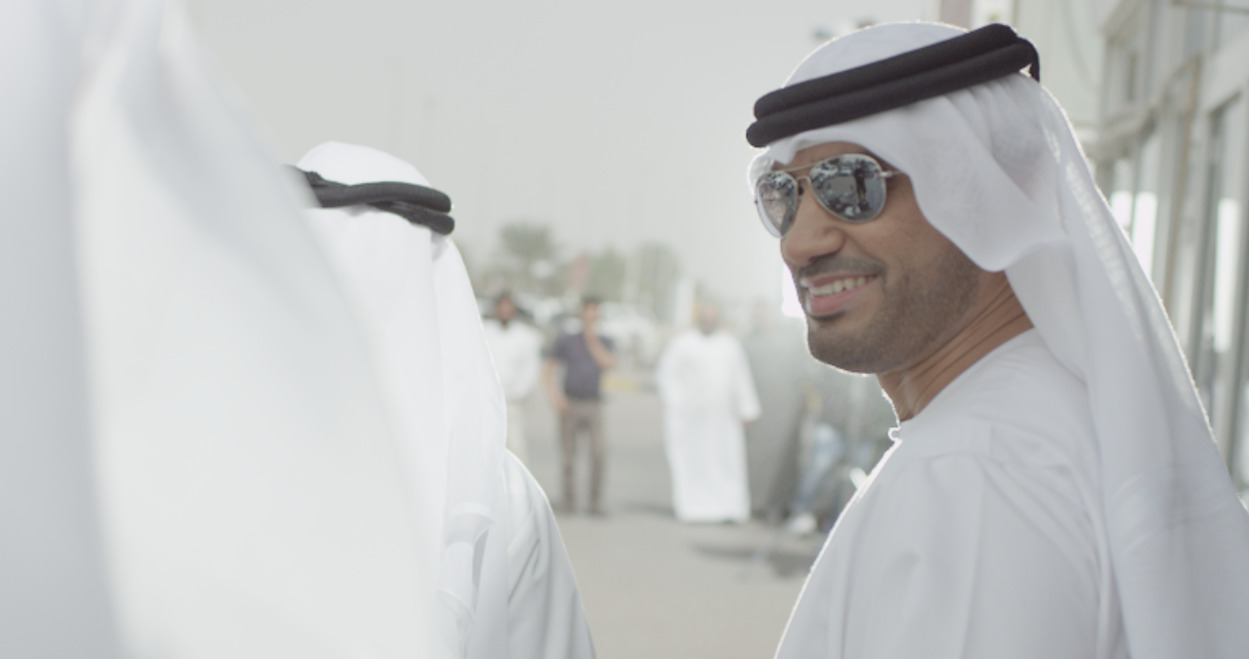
[756,173,797,234]
[809,156,887,221]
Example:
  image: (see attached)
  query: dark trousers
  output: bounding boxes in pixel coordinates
[560,399,605,509]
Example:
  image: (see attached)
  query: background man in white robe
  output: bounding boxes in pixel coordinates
[483,292,543,462]
[745,22,1249,659]
[656,302,761,523]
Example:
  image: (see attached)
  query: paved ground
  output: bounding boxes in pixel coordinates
[520,373,823,659]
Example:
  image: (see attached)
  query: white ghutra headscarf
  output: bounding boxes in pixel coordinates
[298,142,509,659]
[751,22,1249,659]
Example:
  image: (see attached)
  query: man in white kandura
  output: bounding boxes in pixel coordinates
[296,141,595,659]
[10,2,439,656]
[656,301,760,523]
[745,22,1249,659]
[483,292,543,462]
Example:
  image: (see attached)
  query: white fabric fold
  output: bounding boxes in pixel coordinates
[298,141,507,659]
[70,1,433,656]
[1,1,121,655]
[753,22,1249,659]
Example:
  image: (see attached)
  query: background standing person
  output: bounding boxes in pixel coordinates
[785,366,895,535]
[656,301,761,523]
[483,292,543,462]
[543,297,615,515]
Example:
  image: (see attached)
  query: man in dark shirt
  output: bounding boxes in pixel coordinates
[543,297,615,514]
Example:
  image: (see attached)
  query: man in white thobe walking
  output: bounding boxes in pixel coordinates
[656,302,760,523]
[483,292,543,462]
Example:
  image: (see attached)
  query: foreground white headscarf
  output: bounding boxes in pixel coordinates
[752,22,1249,659]
[298,142,508,659]
[1,0,121,655]
[35,0,434,656]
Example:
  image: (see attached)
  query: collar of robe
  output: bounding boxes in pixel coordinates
[746,23,1040,148]
[294,167,456,236]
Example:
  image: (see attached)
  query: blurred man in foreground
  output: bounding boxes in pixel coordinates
[296,141,596,659]
[6,1,435,656]
[746,22,1249,658]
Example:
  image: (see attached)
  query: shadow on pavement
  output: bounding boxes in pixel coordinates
[690,539,821,578]
[611,500,676,517]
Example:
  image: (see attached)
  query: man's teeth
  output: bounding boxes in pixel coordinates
[808,276,869,296]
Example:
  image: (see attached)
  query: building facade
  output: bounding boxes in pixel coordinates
[1083,0,1249,495]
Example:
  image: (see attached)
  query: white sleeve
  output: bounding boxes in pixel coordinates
[778,451,1108,659]
[852,455,1103,659]
[502,453,597,659]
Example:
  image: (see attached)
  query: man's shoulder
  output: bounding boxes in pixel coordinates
[899,331,1097,470]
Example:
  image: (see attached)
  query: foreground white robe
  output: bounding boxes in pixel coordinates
[657,329,761,522]
[301,142,593,659]
[23,2,436,657]
[501,452,597,658]
[777,331,1127,658]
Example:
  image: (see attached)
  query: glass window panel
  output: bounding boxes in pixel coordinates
[1132,132,1162,276]
[1216,5,1249,50]
[1186,7,1209,57]
[1214,198,1242,354]
[1196,96,1245,427]
[1110,157,1136,230]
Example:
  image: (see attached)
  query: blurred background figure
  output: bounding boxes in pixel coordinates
[544,297,616,514]
[656,301,761,523]
[484,291,544,462]
[297,141,595,659]
[742,299,812,521]
[785,367,896,535]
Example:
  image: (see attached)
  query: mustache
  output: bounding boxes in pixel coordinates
[795,255,883,282]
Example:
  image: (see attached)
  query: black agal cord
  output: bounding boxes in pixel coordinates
[746,23,1040,148]
[294,167,455,236]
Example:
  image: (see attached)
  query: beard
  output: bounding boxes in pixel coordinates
[805,245,982,374]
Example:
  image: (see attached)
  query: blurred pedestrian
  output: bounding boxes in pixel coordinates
[656,301,760,523]
[543,296,616,514]
[784,366,894,534]
[741,299,810,520]
[747,21,1249,658]
[483,292,543,462]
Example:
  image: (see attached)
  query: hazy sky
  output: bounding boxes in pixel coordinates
[189,0,935,304]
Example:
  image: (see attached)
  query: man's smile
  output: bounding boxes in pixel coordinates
[799,274,877,317]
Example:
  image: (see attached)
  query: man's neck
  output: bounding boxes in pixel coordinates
[877,277,1033,421]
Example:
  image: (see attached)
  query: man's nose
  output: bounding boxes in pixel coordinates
[780,186,847,269]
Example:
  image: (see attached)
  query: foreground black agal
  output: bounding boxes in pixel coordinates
[746,23,1040,148]
[293,167,456,236]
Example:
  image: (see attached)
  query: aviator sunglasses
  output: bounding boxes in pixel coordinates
[754,153,902,237]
